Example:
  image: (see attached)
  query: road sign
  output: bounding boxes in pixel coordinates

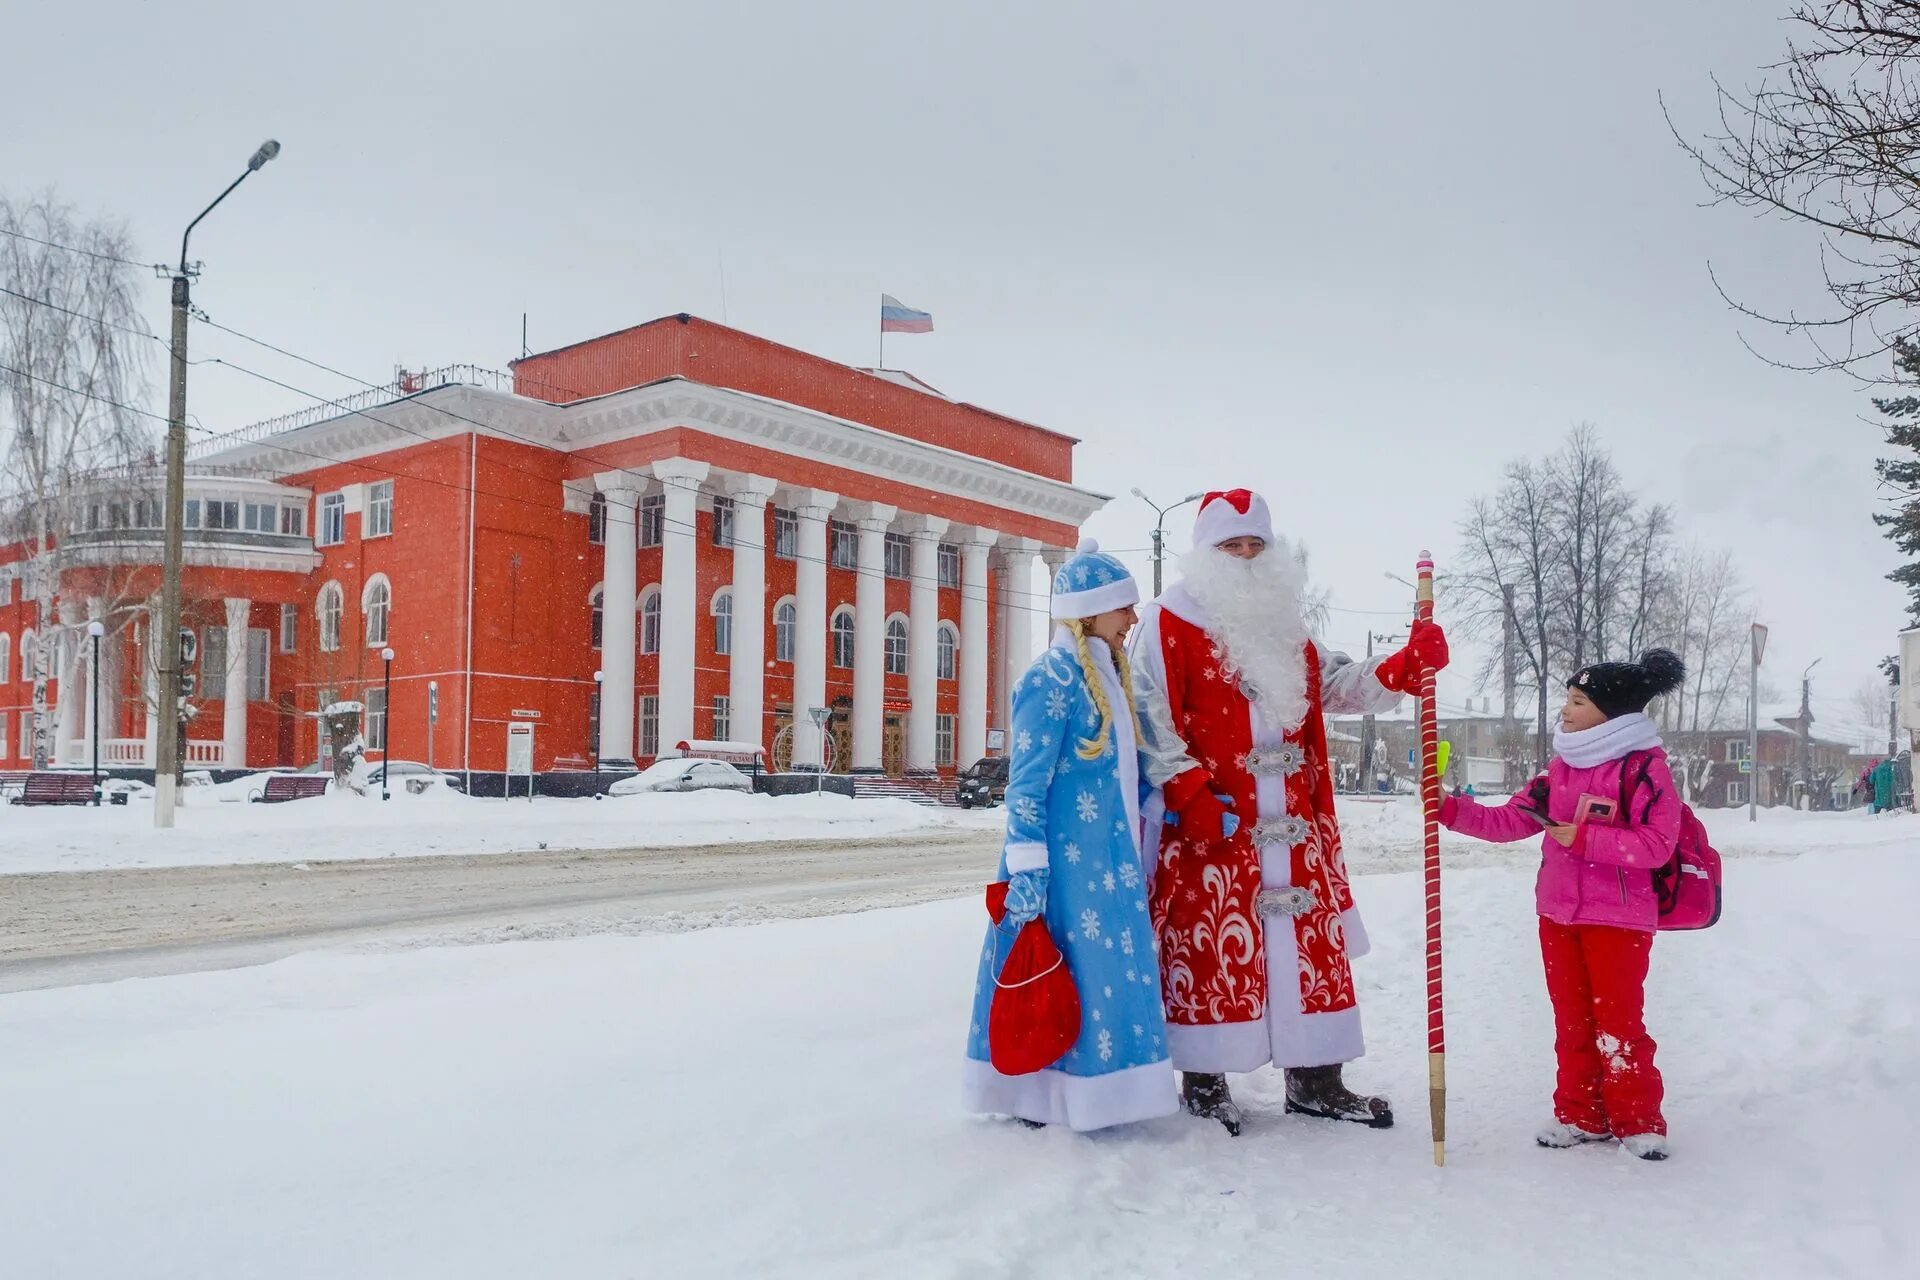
[808,706,832,728]
[1739,759,1753,774]
[427,681,439,724]
[506,722,535,802]
[1752,623,1769,667]
[179,672,197,699]
[986,729,1006,752]
[178,628,197,665]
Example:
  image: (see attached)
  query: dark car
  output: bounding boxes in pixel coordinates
[956,756,1009,809]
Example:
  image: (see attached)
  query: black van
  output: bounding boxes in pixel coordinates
[956,756,1009,809]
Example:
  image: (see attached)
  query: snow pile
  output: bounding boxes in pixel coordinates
[1,787,1006,875]
[0,845,1913,1277]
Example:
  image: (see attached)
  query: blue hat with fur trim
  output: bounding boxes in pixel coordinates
[1050,538,1139,620]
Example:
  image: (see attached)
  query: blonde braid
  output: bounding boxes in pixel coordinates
[1067,618,1136,762]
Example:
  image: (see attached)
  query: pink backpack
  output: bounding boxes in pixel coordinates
[1621,751,1723,931]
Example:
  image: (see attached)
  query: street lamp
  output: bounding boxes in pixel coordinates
[153,138,282,830]
[381,646,395,801]
[87,620,105,805]
[592,670,604,800]
[1131,488,1205,597]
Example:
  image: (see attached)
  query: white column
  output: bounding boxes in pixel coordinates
[849,502,898,772]
[652,458,710,756]
[595,477,643,768]
[55,599,83,764]
[726,473,778,751]
[82,597,104,766]
[904,515,949,772]
[790,488,838,770]
[999,539,1044,741]
[959,529,999,768]
[222,597,251,768]
[141,601,160,768]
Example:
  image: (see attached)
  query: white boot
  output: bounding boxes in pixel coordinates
[1620,1132,1669,1162]
[1535,1120,1610,1149]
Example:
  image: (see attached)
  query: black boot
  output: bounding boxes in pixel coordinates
[1181,1072,1245,1137]
[1284,1065,1394,1129]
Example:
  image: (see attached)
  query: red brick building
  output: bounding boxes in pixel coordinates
[0,316,1104,781]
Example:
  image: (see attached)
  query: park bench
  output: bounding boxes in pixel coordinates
[252,774,332,804]
[8,772,96,806]
[0,769,33,800]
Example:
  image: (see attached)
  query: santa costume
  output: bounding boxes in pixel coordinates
[961,541,1179,1132]
[1130,489,1447,1133]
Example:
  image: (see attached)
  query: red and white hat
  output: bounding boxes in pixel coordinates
[1191,489,1275,549]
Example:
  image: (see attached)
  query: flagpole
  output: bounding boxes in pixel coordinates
[878,294,884,370]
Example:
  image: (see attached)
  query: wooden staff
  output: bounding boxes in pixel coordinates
[1416,550,1446,1167]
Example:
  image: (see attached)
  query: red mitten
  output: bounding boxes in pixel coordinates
[1178,787,1235,843]
[1375,619,1451,693]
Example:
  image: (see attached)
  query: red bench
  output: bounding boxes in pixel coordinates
[8,772,97,806]
[252,774,332,803]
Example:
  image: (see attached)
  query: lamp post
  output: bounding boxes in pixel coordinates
[592,670,604,799]
[1130,488,1205,597]
[87,620,105,805]
[381,647,395,801]
[153,139,282,830]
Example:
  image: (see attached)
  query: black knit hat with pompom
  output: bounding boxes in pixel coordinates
[1567,649,1687,719]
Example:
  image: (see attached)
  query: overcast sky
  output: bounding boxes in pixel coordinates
[3,1,1906,746]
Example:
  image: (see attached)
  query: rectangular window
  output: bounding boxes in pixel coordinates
[1725,739,1750,763]
[365,685,387,752]
[588,494,606,545]
[0,573,10,605]
[640,695,660,758]
[773,509,797,559]
[318,493,346,546]
[0,713,8,760]
[884,533,911,581]
[713,695,731,743]
[280,505,305,537]
[937,543,960,589]
[136,499,161,528]
[830,521,858,569]
[316,687,336,762]
[108,502,130,529]
[202,626,227,689]
[711,496,735,548]
[247,629,269,702]
[86,503,102,531]
[243,502,275,533]
[366,481,394,538]
[639,494,665,548]
[20,712,30,758]
[204,500,240,531]
[184,499,201,529]
[1727,781,1747,807]
[280,604,298,653]
[936,713,956,767]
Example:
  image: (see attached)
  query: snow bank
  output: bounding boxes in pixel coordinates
[0,786,1005,875]
[0,851,1912,1277]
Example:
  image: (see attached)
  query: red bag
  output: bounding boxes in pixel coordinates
[983,882,1082,1076]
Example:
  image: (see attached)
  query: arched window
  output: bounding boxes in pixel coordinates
[362,574,391,647]
[587,492,607,545]
[0,633,10,685]
[712,588,733,657]
[640,587,662,655]
[936,622,958,681]
[885,615,909,676]
[19,628,34,682]
[830,607,855,669]
[773,598,797,664]
[317,582,344,653]
[590,585,604,650]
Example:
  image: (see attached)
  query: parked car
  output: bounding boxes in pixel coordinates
[366,760,466,792]
[956,756,1009,809]
[609,758,753,796]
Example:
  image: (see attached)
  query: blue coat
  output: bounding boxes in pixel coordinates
[960,634,1178,1131]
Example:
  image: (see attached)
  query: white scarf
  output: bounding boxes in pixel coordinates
[1552,712,1663,768]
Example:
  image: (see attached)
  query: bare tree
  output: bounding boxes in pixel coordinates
[1545,425,1637,665]
[1455,462,1562,769]
[1622,503,1676,657]
[1,194,154,767]
[1670,3,1920,375]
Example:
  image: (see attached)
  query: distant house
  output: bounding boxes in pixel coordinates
[1666,714,1854,810]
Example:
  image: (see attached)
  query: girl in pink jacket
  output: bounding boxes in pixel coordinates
[1439,649,1686,1161]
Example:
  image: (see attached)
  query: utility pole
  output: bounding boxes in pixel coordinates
[1359,629,1407,794]
[153,140,280,828]
[1748,623,1766,822]
[1130,488,1204,597]
[1797,656,1821,811]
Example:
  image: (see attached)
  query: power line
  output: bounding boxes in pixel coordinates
[0,361,170,424]
[0,224,158,271]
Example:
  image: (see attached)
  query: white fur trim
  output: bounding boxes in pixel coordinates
[1341,906,1371,961]
[1052,577,1139,621]
[1003,842,1048,874]
[1165,1020,1274,1074]
[1263,910,1367,1067]
[1192,490,1276,548]
[961,1056,1179,1131]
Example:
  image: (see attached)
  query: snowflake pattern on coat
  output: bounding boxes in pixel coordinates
[966,642,1169,1091]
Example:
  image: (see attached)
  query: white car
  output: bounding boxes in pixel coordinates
[609,758,754,796]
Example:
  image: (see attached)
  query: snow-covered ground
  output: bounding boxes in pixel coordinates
[1,784,1004,874]
[7,778,1908,876]
[1,823,1913,1278]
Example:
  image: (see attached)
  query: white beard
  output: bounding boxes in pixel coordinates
[1176,540,1311,735]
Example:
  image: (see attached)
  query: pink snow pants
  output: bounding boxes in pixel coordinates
[1539,918,1665,1137]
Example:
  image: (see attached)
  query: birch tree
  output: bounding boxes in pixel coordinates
[0,194,154,767]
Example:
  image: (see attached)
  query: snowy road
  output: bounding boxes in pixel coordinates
[0,829,1004,992]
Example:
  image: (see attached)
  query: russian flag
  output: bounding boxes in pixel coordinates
[880,294,934,334]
